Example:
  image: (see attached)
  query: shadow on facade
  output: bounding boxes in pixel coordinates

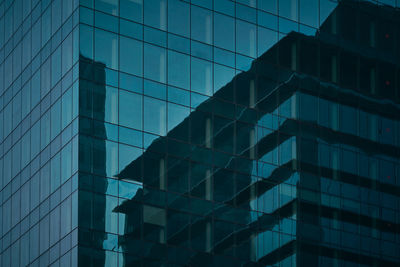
[78,55,109,266]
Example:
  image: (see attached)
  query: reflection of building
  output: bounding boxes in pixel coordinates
[114,1,400,266]
[78,55,108,266]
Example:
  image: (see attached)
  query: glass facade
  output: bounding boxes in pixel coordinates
[1,0,400,266]
[0,0,80,266]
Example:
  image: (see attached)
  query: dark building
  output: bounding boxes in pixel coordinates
[1,0,399,266]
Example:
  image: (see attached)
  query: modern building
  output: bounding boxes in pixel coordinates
[0,0,399,266]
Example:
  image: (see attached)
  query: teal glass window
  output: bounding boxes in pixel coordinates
[167,50,189,89]
[80,25,94,60]
[119,126,143,148]
[144,79,166,100]
[21,182,30,219]
[30,121,40,159]
[168,0,189,37]
[52,0,61,34]
[95,28,118,69]
[144,26,167,47]
[62,0,73,22]
[214,13,235,51]
[51,153,61,193]
[167,102,189,132]
[21,131,30,169]
[40,163,50,202]
[120,0,142,22]
[214,0,235,16]
[95,0,118,15]
[119,36,143,76]
[22,33,31,69]
[259,0,277,14]
[258,10,278,30]
[144,0,167,30]
[60,197,72,237]
[93,139,118,177]
[214,64,235,93]
[258,27,277,56]
[41,59,51,97]
[119,90,142,130]
[51,46,61,87]
[3,103,11,137]
[119,143,142,174]
[236,20,256,58]
[51,99,61,140]
[50,206,60,246]
[191,57,212,96]
[62,34,73,75]
[280,0,298,21]
[12,91,22,128]
[144,43,166,83]
[92,85,118,124]
[32,20,41,56]
[168,86,190,106]
[42,6,51,44]
[168,34,190,54]
[40,111,51,150]
[144,96,166,135]
[61,142,72,184]
[95,11,119,32]
[30,173,40,211]
[104,195,118,233]
[11,141,21,178]
[191,6,212,44]
[119,180,142,199]
[62,88,73,129]
[120,19,143,40]
[300,0,319,28]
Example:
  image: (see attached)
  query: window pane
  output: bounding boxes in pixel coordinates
[93,86,118,124]
[62,88,73,129]
[260,0,277,14]
[214,64,235,92]
[119,91,142,130]
[300,0,319,28]
[62,34,73,76]
[51,46,61,87]
[279,0,298,21]
[120,0,142,22]
[119,143,142,174]
[214,13,235,51]
[144,97,166,135]
[95,0,118,15]
[191,58,212,96]
[144,0,167,30]
[120,36,143,76]
[144,44,166,83]
[168,102,189,131]
[95,29,118,69]
[257,27,277,56]
[236,20,256,58]
[168,0,189,37]
[167,51,189,89]
[80,25,94,60]
[40,111,51,150]
[191,6,212,44]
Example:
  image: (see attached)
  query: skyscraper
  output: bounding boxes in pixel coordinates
[1,0,399,266]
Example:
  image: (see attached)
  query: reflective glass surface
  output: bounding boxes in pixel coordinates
[0,0,80,266]
[1,0,400,266]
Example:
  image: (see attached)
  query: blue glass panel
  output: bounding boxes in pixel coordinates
[94,28,118,69]
[119,36,143,76]
[119,90,142,130]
